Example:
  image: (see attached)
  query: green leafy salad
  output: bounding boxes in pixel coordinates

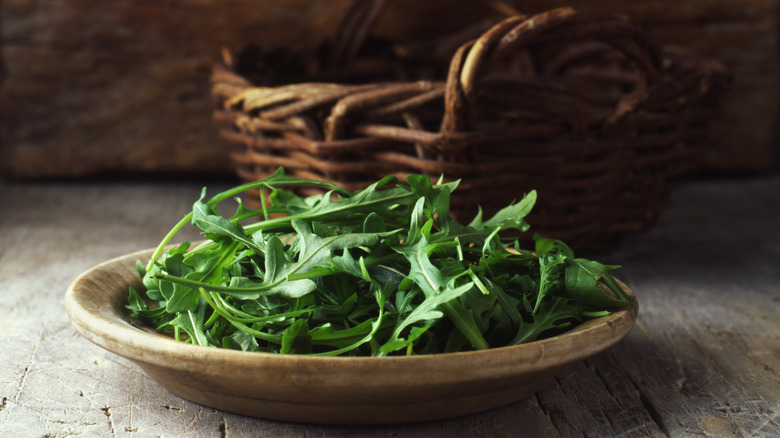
[127,168,633,356]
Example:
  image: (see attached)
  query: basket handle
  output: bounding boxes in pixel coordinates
[441,7,664,135]
[326,0,519,68]
[328,0,390,68]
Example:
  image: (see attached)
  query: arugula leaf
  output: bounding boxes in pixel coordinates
[258,235,318,298]
[192,199,262,254]
[511,297,581,345]
[470,190,536,233]
[565,259,634,308]
[169,301,210,346]
[380,280,474,355]
[280,319,312,354]
[131,168,634,356]
[225,331,260,352]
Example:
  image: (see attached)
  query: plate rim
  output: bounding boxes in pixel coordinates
[65,245,638,372]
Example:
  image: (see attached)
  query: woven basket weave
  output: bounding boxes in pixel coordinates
[211,5,730,251]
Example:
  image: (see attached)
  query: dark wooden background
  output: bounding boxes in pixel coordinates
[1,0,777,179]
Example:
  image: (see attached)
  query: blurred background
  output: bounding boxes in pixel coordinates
[1,0,777,182]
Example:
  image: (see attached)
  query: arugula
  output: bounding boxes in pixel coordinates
[128,168,633,356]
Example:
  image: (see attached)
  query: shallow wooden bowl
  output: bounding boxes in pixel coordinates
[65,247,638,425]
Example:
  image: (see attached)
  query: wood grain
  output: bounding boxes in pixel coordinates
[1,175,778,435]
[0,0,494,179]
[0,0,354,178]
[0,0,776,179]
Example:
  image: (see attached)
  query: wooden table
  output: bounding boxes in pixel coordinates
[1,175,778,437]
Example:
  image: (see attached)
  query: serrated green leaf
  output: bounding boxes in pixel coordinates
[380,280,475,355]
[511,297,580,345]
[564,258,633,308]
[132,168,634,356]
[470,190,536,233]
[170,303,210,347]
[280,319,311,354]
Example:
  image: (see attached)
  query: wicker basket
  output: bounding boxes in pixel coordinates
[211,5,730,252]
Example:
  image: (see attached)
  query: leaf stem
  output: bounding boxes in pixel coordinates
[146,168,353,270]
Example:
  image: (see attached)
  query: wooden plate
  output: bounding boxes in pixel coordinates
[65,247,638,425]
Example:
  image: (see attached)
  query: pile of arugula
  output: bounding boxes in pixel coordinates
[128,168,633,356]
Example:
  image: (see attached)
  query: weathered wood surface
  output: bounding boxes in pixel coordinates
[1,174,778,436]
[0,0,776,179]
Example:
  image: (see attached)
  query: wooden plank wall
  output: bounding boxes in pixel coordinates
[506,0,778,173]
[0,0,352,178]
[0,0,776,179]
